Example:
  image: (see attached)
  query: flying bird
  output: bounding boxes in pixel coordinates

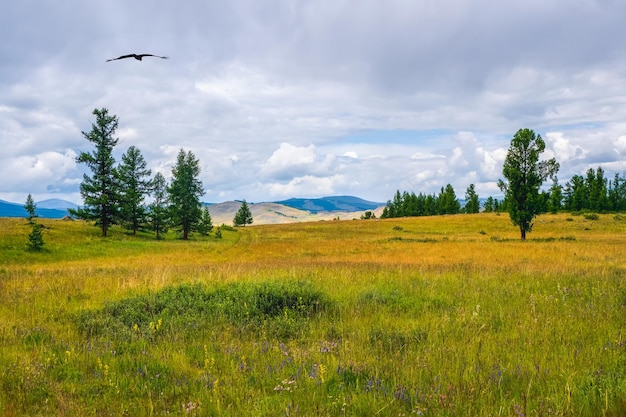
[106,53,169,62]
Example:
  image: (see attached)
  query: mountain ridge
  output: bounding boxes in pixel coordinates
[0,196,385,224]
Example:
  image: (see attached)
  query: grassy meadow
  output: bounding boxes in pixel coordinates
[1,213,625,416]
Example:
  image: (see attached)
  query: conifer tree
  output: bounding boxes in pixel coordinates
[548,177,563,213]
[197,206,214,235]
[27,223,44,251]
[438,184,461,215]
[149,172,170,240]
[463,184,480,214]
[24,194,38,223]
[233,200,253,226]
[117,146,152,235]
[70,108,120,237]
[168,149,204,240]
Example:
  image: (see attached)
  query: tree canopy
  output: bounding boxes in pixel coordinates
[498,128,559,240]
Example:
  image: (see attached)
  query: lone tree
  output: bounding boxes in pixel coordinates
[70,108,120,237]
[233,200,253,227]
[116,146,152,235]
[168,149,204,240]
[24,194,38,223]
[498,128,559,240]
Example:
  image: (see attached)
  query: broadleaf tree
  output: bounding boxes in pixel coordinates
[497,128,559,240]
[69,108,120,237]
[168,149,205,240]
[116,146,152,235]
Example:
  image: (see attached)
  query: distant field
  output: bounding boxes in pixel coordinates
[1,213,625,416]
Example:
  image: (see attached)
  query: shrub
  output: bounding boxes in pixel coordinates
[76,281,330,341]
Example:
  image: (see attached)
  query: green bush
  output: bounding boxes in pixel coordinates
[76,281,330,341]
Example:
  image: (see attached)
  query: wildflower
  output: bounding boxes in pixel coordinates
[319,364,327,383]
[182,401,200,414]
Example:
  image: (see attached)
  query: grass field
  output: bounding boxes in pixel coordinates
[1,213,625,416]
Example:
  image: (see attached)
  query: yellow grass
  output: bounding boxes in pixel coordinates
[1,213,625,415]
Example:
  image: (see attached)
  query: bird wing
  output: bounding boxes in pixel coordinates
[106,54,136,62]
[139,54,169,59]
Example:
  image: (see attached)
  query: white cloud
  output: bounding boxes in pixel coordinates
[2,0,626,204]
[265,175,345,198]
[615,135,626,152]
[545,132,586,162]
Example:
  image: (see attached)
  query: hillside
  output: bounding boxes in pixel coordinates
[275,195,384,213]
[207,201,383,225]
[0,196,384,224]
[0,199,71,219]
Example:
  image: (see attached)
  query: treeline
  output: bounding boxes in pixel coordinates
[561,167,626,212]
[68,108,252,239]
[381,167,626,219]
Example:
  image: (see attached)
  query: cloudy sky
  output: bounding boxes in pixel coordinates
[2,0,626,205]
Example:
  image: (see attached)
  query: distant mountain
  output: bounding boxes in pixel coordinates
[204,200,380,226]
[37,199,80,211]
[275,196,384,213]
[0,199,72,219]
[0,196,384,222]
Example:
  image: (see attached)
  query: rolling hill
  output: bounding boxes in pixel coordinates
[275,196,384,213]
[0,199,73,219]
[0,196,385,225]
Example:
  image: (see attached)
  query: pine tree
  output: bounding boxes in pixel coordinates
[563,175,585,211]
[438,184,461,215]
[233,200,253,227]
[483,197,495,213]
[168,149,204,240]
[24,194,38,223]
[69,108,121,237]
[197,206,214,235]
[27,223,44,251]
[548,177,563,214]
[463,184,480,214]
[149,172,170,240]
[117,146,152,235]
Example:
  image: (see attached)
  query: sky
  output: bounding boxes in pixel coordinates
[2,0,626,205]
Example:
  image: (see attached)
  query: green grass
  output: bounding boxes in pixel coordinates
[0,213,625,416]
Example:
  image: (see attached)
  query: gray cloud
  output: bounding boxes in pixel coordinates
[2,0,626,204]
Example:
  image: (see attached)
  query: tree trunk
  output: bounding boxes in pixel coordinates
[520,227,526,240]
